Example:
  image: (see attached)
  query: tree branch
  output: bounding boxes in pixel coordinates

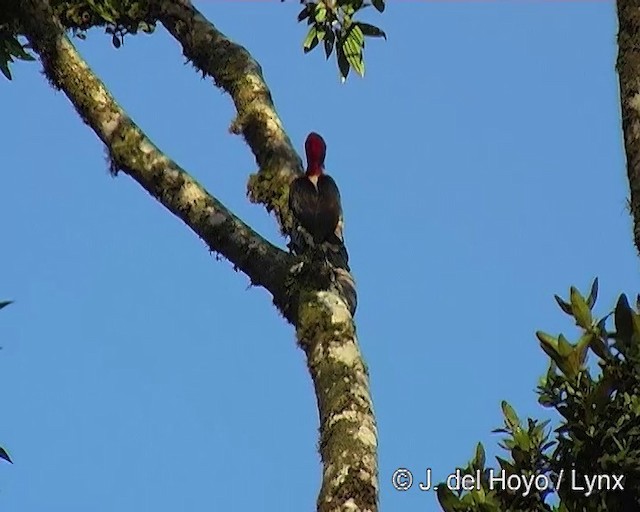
[617,0,640,256]
[150,0,303,234]
[150,5,375,509]
[16,0,292,306]
[297,292,378,512]
[15,1,377,510]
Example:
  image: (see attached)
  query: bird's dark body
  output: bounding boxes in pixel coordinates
[288,132,350,272]
[289,174,342,245]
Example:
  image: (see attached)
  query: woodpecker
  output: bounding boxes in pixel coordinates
[288,132,350,271]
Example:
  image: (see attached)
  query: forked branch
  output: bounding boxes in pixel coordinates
[15,1,377,510]
[16,0,292,303]
[151,0,303,233]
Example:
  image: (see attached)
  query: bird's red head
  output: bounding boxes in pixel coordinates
[305,132,326,176]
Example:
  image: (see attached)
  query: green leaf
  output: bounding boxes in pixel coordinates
[592,374,615,411]
[557,334,572,357]
[554,294,573,316]
[568,333,591,373]
[336,41,349,81]
[4,37,35,61]
[496,456,515,474]
[297,5,311,22]
[532,418,550,440]
[570,286,592,328]
[586,277,599,309]
[589,332,610,360]
[572,333,591,367]
[501,401,520,430]
[303,26,319,53]
[536,331,558,350]
[96,5,117,25]
[344,25,365,76]
[514,428,531,450]
[0,58,12,80]
[474,442,485,469]
[540,345,562,367]
[341,3,356,16]
[615,294,634,340]
[356,22,386,39]
[324,30,335,59]
[436,484,461,511]
[348,23,365,46]
[314,3,327,22]
[139,22,155,34]
[0,447,11,463]
[371,0,385,12]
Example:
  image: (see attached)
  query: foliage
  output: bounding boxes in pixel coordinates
[1,0,155,79]
[52,0,156,48]
[0,300,12,464]
[0,30,34,80]
[2,0,386,82]
[437,279,640,511]
[296,0,386,81]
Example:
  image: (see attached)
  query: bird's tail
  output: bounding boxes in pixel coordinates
[288,227,311,257]
[321,237,350,272]
[289,228,350,271]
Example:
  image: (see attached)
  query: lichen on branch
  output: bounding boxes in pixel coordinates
[150,0,303,234]
[16,0,292,305]
[617,0,640,256]
[13,1,375,510]
[297,291,378,512]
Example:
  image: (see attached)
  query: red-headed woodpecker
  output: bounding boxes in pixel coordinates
[288,132,350,271]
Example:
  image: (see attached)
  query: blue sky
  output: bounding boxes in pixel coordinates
[0,1,632,511]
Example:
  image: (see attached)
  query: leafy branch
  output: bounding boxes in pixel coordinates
[296,0,386,81]
[438,280,640,511]
[0,31,34,80]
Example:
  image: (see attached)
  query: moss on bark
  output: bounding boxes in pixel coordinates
[297,293,378,512]
[617,0,640,255]
[13,3,375,510]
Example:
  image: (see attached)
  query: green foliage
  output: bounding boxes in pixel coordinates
[1,1,156,75]
[51,0,156,48]
[0,300,12,464]
[296,0,386,81]
[0,30,35,80]
[438,279,640,511]
[5,0,373,80]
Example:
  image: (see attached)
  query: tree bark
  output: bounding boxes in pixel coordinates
[617,0,640,255]
[15,0,292,301]
[13,1,377,510]
[151,0,303,234]
[297,293,378,512]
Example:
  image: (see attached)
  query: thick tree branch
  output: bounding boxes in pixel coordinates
[16,0,292,305]
[150,5,375,509]
[297,292,378,512]
[14,1,377,510]
[150,0,303,234]
[617,0,640,256]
